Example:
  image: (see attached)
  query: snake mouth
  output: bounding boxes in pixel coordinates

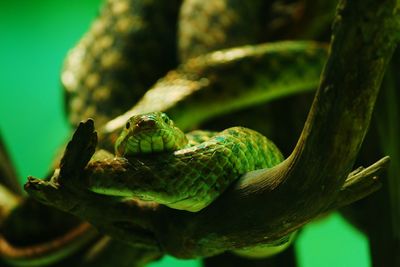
[130,120,158,136]
[163,196,207,212]
[123,131,171,155]
[130,192,193,209]
[115,112,189,156]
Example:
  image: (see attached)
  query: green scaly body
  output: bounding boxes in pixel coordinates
[91,112,284,212]
[102,41,327,144]
[89,112,290,257]
[4,0,334,265]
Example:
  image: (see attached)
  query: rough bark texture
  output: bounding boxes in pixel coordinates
[24,0,399,261]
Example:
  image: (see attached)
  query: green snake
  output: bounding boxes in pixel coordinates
[91,112,284,212]
[1,42,328,267]
[1,0,335,265]
[90,111,295,258]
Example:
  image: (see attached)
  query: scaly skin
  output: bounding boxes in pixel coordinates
[30,39,327,266]
[102,41,328,150]
[7,21,328,267]
[115,112,189,156]
[62,0,182,127]
[62,0,328,129]
[89,112,284,212]
[178,0,270,61]
[178,0,306,61]
[9,41,326,265]
[89,112,292,257]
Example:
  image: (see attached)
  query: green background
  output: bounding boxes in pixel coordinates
[0,1,370,266]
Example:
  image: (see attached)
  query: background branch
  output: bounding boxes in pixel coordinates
[0,133,22,195]
[0,133,23,224]
[25,0,399,260]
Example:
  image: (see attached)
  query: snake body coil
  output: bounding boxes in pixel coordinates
[89,112,284,212]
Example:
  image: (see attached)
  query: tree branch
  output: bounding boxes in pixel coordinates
[0,133,23,224]
[326,156,389,211]
[0,133,22,195]
[25,0,399,259]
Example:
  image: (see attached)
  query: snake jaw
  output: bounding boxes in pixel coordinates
[114,130,128,157]
[115,112,189,157]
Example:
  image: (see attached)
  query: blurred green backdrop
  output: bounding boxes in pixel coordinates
[0,1,370,266]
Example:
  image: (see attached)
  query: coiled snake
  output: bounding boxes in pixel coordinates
[87,112,294,258]
[90,112,283,212]
[1,0,334,265]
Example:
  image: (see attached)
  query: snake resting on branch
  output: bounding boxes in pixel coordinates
[1,0,337,265]
[0,40,327,266]
[2,0,398,265]
[95,112,284,212]
[1,35,329,267]
[88,111,296,257]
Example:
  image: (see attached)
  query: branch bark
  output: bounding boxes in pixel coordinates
[0,133,22,195]
[0,133,23,224]
[25,0,399,260]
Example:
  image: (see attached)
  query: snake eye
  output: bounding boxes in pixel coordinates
[125,122,131,129]
[161,114,170,124]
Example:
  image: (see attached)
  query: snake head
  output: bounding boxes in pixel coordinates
[114,112,188,157]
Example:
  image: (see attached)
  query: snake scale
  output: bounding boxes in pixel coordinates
[90,112,284,212]
[1,0,335,266]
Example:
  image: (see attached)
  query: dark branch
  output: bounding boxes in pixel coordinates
[0,132,22,195]
[326,156,390,211]
[0,132,23,223]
